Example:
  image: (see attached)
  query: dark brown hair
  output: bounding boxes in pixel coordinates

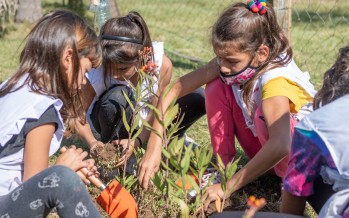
[0,9,102,121]
[211,2,292,114]
[100,11,153,84]
[313,45,349,109]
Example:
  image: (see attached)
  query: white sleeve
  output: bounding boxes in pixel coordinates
[85,67,107,98]
[152,41,164,73]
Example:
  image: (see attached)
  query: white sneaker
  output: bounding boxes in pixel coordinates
[183,133,200,149]
[188,168,221,198]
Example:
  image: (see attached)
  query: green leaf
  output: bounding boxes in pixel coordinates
[122,90,135,111]
[145,104,164,127]
[152,173,165,191]
[187,175,200,193]
[162,81,176,98]
[123,175,137,190]
[160,160,172,172]
[168,137,179,156]
[180,145,191,175]
[121,108,130,132]
[216,154,225,171]
[162,147,171,159]
[131,128,143,142]
[203,147,213,167]
[141,119,162,139]
[169,158,180,171]
[171,196,189,218]
[144,102,161,116]
[226,157,240,179]
[221,180,227,193]
[164,104,179,128]
[131,115,141,133]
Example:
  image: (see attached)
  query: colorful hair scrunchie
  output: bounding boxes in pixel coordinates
[247,0,267,15]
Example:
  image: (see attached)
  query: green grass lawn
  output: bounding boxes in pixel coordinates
[0,0,348,217]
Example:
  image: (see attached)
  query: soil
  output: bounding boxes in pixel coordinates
[85,143,282,217]
[89,142,122,217]
[93,142,124,181]
[94,142,121,168]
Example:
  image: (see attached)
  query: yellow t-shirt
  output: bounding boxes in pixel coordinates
[262,77,313,113]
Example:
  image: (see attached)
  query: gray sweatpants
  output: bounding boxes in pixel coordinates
[0,165,101,218]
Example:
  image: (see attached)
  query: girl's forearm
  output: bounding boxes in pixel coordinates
[74,119,97,147]
[146,81,182,150]
[227,139,289,193]
[146,58,219,152]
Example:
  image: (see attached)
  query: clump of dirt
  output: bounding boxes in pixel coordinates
[94,142,121,166]
[93,142,123,182]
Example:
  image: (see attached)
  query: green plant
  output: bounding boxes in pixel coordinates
[213,155,240,213]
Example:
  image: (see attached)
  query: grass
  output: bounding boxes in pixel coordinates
[0,0,348,217]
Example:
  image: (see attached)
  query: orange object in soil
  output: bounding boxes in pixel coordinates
[60,147,138,218]
[96,180,138,218]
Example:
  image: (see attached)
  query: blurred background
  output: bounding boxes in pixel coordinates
[0,1,347,215]
[1,0,348,86]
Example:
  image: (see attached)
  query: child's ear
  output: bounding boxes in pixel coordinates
[257,44,269,63]
[62,48,73,70]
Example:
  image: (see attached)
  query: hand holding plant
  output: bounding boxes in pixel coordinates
[113,139,136,167]
[203,155,240,213]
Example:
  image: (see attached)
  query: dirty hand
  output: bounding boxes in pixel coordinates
[113,139,135,167]
[138,147,161,190]
[55,145,90,171]
[89,140,105,157]
[202,183,226,211]
[84,158,100,177]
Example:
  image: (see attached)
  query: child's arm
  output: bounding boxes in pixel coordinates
[73,118,104,152]
[73,81,104,152]
[138,58,220,189]
[23,123,55,181]
[231,96,291,187]
[203,96,291,209]
[281,190,307,215]
[23,123,96,183]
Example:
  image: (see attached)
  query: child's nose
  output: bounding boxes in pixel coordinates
[220,65,231,75]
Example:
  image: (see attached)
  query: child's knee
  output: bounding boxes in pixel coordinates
[205,78,222,98]
[47,165,82,186]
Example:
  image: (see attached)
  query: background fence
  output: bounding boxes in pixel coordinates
[0,0,348,88]
[116,0,349,87]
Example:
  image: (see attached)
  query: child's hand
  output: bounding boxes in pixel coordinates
[89,140,105,157]
[202,183,225,211]
[55,145,89,171]
[57,146,100,185]
[113,139,135,167]
[80,158,100,185]
[84,158,100,177]
[138,147,161,190]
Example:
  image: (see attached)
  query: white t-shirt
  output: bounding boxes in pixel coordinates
[0,76,64,195]
[86,42,164,126]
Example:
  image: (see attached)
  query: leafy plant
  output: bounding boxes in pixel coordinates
[213,155,240,212]
[114,46,243,217]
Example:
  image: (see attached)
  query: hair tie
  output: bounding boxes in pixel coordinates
[126,14,134,22]
[247,0,267,15]
[101,35,143,45]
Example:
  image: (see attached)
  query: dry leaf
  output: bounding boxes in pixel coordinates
[215,196,222,213]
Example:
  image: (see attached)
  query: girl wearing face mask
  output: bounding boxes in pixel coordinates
[139,0,316,208]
